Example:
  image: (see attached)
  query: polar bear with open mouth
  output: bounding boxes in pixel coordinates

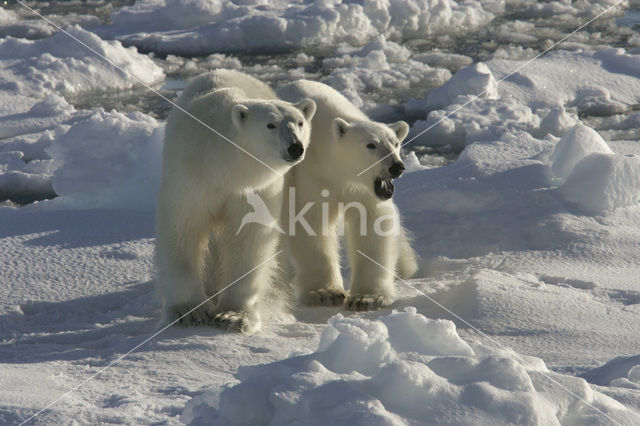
[278,80,418,311]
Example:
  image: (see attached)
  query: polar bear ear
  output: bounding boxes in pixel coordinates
[332,117,351,139]
[231,104,250,128]
[295,98,316,121]
[388,121,410,142]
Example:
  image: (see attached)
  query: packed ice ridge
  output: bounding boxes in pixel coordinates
[183,308,639,425]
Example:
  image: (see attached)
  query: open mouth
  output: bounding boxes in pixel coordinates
[374,178,395,200]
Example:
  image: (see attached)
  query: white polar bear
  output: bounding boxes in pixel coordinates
[277,80,418,311]
[156,70,316,332]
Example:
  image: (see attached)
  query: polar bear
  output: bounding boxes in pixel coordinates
[277,80,418,311]
[156,70,316,332]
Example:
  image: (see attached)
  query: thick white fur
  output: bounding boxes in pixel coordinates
[277,80,418,311]
[156,70,316,332]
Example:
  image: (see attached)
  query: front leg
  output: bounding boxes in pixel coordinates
[155,202,216,326]
[285,194,347,306]
[281,180,347,307]
[213,186,283,333]
[345,200,399,311]
[288,230,347,306]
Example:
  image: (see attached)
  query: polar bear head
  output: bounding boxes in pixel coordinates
[231,99,316,170]
[331,118,410,200]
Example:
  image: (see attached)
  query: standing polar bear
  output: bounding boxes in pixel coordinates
[156,70,316,332]
[277,80,418,311]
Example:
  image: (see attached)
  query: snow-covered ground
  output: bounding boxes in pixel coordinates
[1,0,640,424]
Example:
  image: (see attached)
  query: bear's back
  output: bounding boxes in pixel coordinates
[178,69,277,108]
[277,80,369,124]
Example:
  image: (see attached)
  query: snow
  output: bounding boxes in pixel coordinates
[0,23,164,208]
[547,124,640,214]
[559,152,640,214]
[321,36,452,111]
[0,25,164,98]
[46,109,163,211]
[0,94,83,140]
[104,0,499,55]
[0,99,163,211]
[0,7,100,40]
[550,124,614,180]
[412,52,473,71]
[182,308,638,425]
[408,48,640,148]
[1,0,640,424]
[422,62,499,110]
[583,355,640,387]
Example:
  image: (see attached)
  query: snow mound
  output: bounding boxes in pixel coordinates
[538,107,580,138]
[550,124,614,180]
[559,152,640,214]
[108,0,498,55]
[44,109,163,211]
[424,62,498,109]
[181,307,637,425]
[548,124,640,214]
[0,25,164,97]
[403,151,428,173]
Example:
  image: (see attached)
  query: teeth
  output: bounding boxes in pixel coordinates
[374,178,395,199]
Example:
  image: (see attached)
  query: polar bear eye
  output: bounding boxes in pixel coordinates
[367,143,376,149]
[298,121,303,127]
[267,123,276,129]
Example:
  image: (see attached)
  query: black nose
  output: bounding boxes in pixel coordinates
[389,161,405,178]
[288,142,304,160]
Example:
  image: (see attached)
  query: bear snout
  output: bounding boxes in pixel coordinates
[287,141,304,160]
[388,161,405,178]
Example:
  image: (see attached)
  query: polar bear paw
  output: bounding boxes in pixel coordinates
[168,302,216,327]
[301,288,348,307]
[213,310,257,333]
[346,295,393,311]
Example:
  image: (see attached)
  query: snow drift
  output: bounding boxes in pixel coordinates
[182,307,638,425]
